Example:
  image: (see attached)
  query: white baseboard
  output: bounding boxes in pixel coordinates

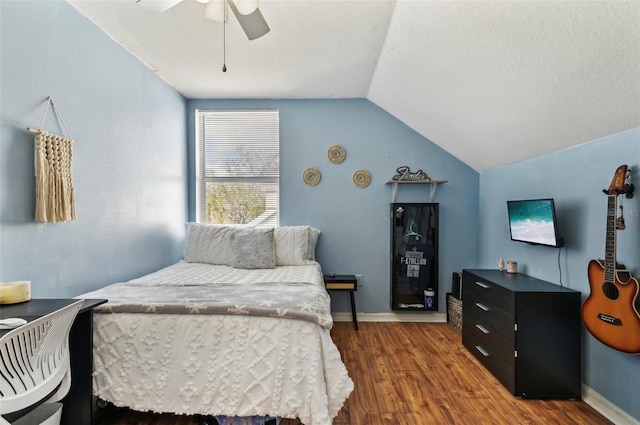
[582,385,639,425]
[331,314,638,424]
[331,312,447,323]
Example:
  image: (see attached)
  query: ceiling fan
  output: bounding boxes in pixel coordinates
[136,0,270,40]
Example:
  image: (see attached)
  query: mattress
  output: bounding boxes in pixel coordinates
[79,261,353,425]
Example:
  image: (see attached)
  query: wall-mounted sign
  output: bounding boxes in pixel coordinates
[391,166,429,182]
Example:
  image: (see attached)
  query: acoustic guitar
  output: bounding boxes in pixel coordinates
[581,165,640,354]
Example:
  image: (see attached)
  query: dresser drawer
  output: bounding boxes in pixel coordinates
[463,313,515,367]
[464,274,514,315]
[463,331,515,394]
[464,291,515,340]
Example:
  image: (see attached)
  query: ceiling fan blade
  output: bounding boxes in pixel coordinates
[136,0,184,13]
[227,1,270,40]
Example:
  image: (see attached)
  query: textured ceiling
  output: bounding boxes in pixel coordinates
[68,0,640,172]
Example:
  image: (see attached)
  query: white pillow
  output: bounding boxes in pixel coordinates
[274,226,321,265]
[231,227,276,269]
[307,227,321,261]
[183,223,237,265]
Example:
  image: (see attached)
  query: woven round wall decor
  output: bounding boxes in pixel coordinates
[352,169,371,188]
[327,145,346,164]
[303,167,321,186]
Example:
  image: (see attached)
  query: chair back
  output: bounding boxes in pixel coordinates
[0,300,83,415]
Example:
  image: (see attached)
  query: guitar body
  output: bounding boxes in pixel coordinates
[582,259,640,354]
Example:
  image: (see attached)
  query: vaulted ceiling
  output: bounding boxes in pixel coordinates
[68,0,640,172]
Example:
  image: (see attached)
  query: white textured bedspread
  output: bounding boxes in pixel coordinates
[79,262,353,425]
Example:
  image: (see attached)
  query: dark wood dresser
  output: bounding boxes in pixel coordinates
[462,269,581,399]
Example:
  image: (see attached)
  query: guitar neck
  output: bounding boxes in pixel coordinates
[605,194,617,281]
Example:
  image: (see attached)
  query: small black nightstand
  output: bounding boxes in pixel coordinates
[323,274,358,330]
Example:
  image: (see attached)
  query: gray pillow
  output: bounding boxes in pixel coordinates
[231,227,276,269]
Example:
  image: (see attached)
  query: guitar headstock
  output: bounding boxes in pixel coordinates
[604,165,634,198]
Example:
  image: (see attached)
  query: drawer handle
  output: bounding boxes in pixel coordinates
[475,281,490,289]
[475,345,489,357]
[475,324,489,334]
[475,302,489,312]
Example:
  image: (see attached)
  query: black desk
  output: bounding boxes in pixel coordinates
[1,298,107,425]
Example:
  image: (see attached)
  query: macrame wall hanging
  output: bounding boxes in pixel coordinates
[27,97,77,223]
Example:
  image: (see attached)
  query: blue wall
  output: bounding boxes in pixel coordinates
[187,99,479,313]
[0,1,188,297]
[479,128,640,420]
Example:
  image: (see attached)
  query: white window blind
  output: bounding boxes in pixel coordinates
[196,110,279,227]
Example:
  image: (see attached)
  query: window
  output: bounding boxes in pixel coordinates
[196,110,279,227]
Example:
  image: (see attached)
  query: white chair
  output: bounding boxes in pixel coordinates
[0,300,83,425]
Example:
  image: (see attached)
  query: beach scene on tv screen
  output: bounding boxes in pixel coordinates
[509,201,557,246]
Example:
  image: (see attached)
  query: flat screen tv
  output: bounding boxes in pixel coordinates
[507,198,564,248]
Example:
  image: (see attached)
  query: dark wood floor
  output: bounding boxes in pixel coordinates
[94,322,612,425]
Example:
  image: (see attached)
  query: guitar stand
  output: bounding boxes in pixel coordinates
[602,184,634,198]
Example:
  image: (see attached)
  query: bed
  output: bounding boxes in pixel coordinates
[77,224,353,425]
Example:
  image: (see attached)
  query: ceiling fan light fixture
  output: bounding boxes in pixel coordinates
[205,0,226,22]
[232,0,259,15]
[195,0,211,3]
[227,0,270,40]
